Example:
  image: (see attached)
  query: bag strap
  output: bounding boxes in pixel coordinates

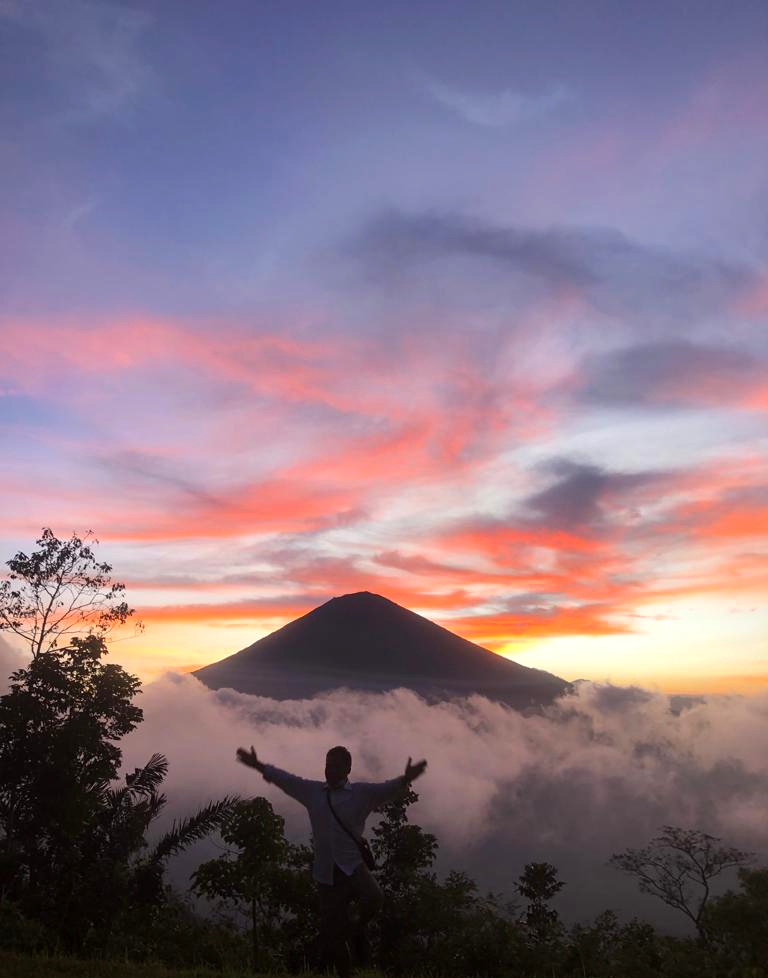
[326,788,364,848]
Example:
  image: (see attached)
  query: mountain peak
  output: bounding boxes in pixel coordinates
[194,592,568,708]
[326,591,393,606]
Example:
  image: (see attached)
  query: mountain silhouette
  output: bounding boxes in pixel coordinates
[194,591,568,707]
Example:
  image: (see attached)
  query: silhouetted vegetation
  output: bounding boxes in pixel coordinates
[1,531,766,977]
[610,825,753,942]
[0,531,235,958]
[192,798,315,972]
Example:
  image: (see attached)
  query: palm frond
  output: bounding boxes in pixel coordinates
[125,753,168,796]
[149,795,237,864]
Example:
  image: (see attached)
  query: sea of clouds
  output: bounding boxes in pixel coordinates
[114,671,768,930]
[2,634,766,929]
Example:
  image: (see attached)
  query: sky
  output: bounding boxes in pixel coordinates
[1,0,767,692]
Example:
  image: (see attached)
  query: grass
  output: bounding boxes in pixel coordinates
[0,950,278,978]
[0,951,387,978]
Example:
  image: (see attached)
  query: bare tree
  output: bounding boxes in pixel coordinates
[0,527,141,658]
[610,825,753,941]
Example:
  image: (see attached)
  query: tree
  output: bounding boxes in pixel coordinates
[369,785,439,974]
[78,752,235,949]
[0,527,140,658]
[192,798,309,973]
[516,861,565,943]
[415,871,524,978]
[0,530,230,953]
[371,784,438,893]
[704,866,768,970]
[0,633,143,913]
[567,911,663,978]
[610,825,753,942]
[0,529,143,896]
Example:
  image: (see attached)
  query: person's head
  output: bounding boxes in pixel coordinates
[325,745,352,787]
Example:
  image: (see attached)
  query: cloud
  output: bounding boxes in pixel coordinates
[1,0,154,121]
[580,341,768,410]
[523,459,659,531]
[94,451,220,507]
[351,212,596,288]
[0,635,27,694]
[123,675,768,928]
[348,212,755,329]
[426,80,572,128]
[1,311,763,655]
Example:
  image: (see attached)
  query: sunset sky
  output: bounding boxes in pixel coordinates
[2,0,767,693]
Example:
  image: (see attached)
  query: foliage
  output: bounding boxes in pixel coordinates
[369,788,528,977]
[0,528,140,657]
[705,867,768,973]
[371,785,439,887]
[192,798,313,973]
[0,530,232,955]
[369,785,438,972]
[516,861,565,943]
[566,910,664,977]
[87,888,251,971]
[0,634,143,915]
[610,825,754,941]
[0,528,144,919]
[0,948,267,978]
[79,752,236,945]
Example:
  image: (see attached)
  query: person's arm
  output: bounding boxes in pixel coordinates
[236,746,314,807]
[361,756,428,810]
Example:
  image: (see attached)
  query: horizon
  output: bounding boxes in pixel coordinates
[2,0,767,695]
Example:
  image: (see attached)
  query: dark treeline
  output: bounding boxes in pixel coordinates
[1,531,767,977]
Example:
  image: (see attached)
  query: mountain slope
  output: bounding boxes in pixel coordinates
[194,591,568,707]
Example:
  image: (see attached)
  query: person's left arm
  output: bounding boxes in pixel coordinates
[361,757,427,810]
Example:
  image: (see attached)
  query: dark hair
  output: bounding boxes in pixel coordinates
[326,745,352,769]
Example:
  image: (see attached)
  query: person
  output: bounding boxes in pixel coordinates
[236,743,427,978]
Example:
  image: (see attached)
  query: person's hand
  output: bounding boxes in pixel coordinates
[236,745,264,772]
[404,756,427,783]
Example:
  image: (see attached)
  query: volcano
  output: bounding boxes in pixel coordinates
[193,591,568,708]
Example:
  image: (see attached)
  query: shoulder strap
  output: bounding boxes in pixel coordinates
[326,789,362,844]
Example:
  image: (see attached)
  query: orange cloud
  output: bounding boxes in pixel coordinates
[435,603,633,649]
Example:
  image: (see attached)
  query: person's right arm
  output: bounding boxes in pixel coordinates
[236,745,313,806]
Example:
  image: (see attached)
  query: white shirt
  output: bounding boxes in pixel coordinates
[261,764,404,884]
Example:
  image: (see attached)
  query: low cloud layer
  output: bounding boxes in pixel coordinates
[0,637,26,694]
[122,676,768,928]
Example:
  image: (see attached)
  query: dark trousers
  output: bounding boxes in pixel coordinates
[317,863,384,978]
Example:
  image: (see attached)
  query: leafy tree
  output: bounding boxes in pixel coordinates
[0,530,230,953]
[0,528,144,910]
[192,798,309,973]
[77,752,235,950]
[369,785,439,972]
[516,861,565,942]
[610,825,753,942]
[567,910,663,978]
[0,634,142,913]
[367,787,525,978]
[415,871,524,978]
[371,784,438,893]
[0,528,140,658]
[704,866,768,971]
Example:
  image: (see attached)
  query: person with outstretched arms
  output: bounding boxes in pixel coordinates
[237,743,427,978]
